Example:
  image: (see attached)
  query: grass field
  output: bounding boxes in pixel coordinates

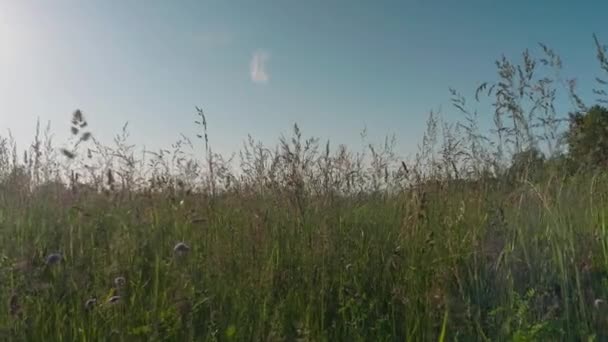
[1,130,608,341]
[2,43,608,340]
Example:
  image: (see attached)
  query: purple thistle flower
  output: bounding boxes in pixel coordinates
[114,276,126,288]
[173,242,190,255]
[85,298,97,310]
[45,253,62,266]
[107,295,121,305]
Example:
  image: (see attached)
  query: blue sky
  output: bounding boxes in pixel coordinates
[1,0,608,158]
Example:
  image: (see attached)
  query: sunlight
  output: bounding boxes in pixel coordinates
[0,2,41,72]
[0,3,23,65]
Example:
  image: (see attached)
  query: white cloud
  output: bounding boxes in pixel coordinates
[250,50,270,84]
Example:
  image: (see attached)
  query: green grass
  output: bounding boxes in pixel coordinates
[1,172,608,341]
[5,30,608,340]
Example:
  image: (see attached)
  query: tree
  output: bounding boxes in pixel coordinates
[508,147,545,181]
[566,105,608,169]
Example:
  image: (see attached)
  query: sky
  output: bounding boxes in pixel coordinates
[1,0,608,159]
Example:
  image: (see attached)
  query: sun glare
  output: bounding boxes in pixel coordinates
[0,5,20,64]
[0,3,37,67]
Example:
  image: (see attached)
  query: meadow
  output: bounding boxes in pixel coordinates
[1,43,608,341]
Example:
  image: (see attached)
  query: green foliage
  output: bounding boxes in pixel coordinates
[567,105,608,168]
[508,147,546,181]
[0,173,606,340]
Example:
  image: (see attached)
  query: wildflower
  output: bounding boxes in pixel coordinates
[45,253,62,266]
[107,295,121,305]
[173,242,190,255]
[85,298,97,310]
[8,293,21,317]
[114,276,126,288]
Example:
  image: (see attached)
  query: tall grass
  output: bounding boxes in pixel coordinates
[1,38,608,340]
